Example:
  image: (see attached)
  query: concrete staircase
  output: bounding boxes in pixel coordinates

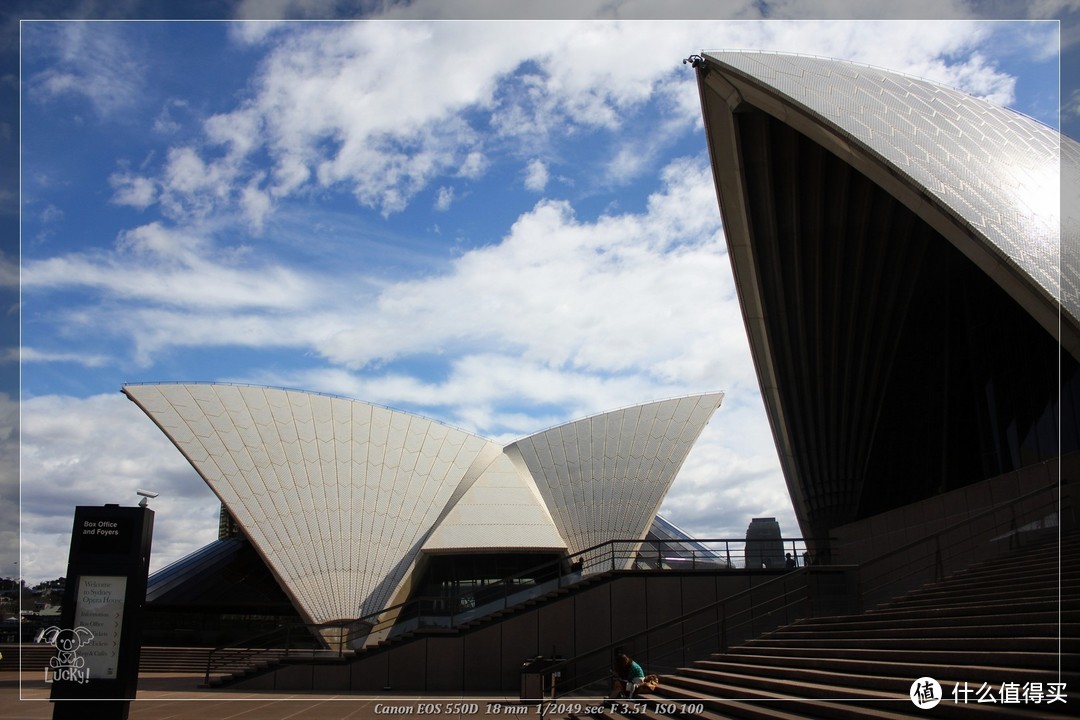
[1,643,277,677]
[201,571,619,687]
[632,530,1078,719]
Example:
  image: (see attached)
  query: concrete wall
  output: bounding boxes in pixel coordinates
[830,452,1077,609]
[235,566,853,694]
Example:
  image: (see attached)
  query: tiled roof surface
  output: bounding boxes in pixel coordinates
[703,51,1077,327]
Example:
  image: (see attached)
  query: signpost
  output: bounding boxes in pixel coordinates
[48,504,154,720]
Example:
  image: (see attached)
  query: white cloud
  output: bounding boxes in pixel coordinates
[435,185,455,211]
[316,156,735,375]
[109,172,157,209]
[524,159,549,191]
[25,22,146,118]
[19,347,111,367]
[18,393,220,583]
[205,107,263,158]
[25,153,738,377]
[187,20,1025,224]
[0,251,16,289]
[458,151,488,178]
[22,222,323,314]
[1067,87,1080,120]
[241,176,274,232]
[153,100,185,135]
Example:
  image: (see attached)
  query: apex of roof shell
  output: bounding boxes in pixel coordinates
[698,50,1078,343]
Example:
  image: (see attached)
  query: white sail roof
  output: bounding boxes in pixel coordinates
[124,383,723,624]
[507,393,724,557]
[700,51,1078,352]
[124,383,495,622]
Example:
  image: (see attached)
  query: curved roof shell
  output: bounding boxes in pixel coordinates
[698,51,1078,356]
[124,383,722,625]
[123,383,495,621]
[694,51,1076,547]
[509,393,724,559]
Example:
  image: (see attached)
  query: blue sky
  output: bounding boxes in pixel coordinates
[4,4,1076,585]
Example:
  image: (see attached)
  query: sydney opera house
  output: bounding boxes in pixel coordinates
[123,384,724,643]
[115,52,1076,685]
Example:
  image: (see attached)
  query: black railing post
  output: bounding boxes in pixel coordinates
[934,535,944,582]
[1010,501,1019,550]
[720,601,727,654]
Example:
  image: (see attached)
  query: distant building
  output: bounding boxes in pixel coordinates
[744,517,784,569]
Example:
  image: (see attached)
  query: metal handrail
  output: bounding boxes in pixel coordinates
[204,625,293,685]
[202,476,1072,692]
[202,619,353,685]
[545,480,1071,700]
[202,534,811,680]
[849,480,1068,610]
[347,536,809,644]
[542,564,839,700]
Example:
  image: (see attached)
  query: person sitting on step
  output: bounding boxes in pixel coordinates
[612,653,645,699]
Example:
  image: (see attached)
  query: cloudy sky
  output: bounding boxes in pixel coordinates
[4,2,1078,586]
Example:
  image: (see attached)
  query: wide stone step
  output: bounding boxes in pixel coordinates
[898,573,1080,596]
[687,657,1077,696]
[800,603,1080,628]
[745,634,1076,653]
[701,652,1080,687]
[647,680,922,720]
[862,597,1080,620]
[763,621,1069,641]
[885,593,1079,613]
[878,586,1074,610]
[630,532,1080,719]
[887,553,1080,587]
[732,645,1074,672]
[781,608,1067,634]
[947,554,1080,577]
[905,569,1078,589]
[656,672,1062,720]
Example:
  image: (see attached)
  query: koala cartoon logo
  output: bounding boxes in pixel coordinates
[39,626,94,683]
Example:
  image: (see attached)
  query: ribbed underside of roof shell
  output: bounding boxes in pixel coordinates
[124,384,722,625]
